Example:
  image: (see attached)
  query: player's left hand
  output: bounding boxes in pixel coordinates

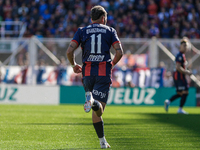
[73,64,82,73]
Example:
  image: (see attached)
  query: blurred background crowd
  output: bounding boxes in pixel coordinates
[0,0,200,89]
[0,0,200,39]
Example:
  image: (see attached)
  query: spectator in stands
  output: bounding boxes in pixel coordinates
[170,22,180,38]
[18,3,29,16]
[47,22,56,35]
[70,73,82,86]
[28,1,39,14]
[19,10,27,22]
[163,71,174,87]
[4,13,13,31]
[3,0,12,19]
[136,0,146,14]
[0,0,3,19]
[56,2,66,16]
[39,0,48,15]
[176,2,185,17]
[48,0,57,14]
[13,17,20,37]
[158,7,169,22]
[191,22,200,38]
[187,8,199,21]
[11,1,19,18]
[42,9,51,21]
[160,0,171,8]
[147,0,158,18]
[36,59,46,84]
[57,56,67,85]
[161,22,170,38]
[149,24,160,38]
[30,8,40,22]
[112,69,124,87]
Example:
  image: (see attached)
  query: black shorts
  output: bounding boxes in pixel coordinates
[173,72,189,92]
[82,76,112,103]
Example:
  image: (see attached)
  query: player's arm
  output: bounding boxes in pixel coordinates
[176,62,191,76]
[66,41,82,73]
[112,42,123,68]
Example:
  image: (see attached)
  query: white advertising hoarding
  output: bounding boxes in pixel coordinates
[0,84,59,104]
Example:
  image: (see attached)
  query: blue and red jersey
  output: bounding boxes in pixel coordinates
[173,51,188,91]
[72,23,120,77]
[174,52,187,81]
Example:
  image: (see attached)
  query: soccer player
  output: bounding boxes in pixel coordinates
[66,5,123,149]
[164,39,192,114]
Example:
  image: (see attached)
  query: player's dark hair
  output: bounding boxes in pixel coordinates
[91,5,107,21]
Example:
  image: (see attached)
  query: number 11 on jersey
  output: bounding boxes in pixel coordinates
[90,34,102,54]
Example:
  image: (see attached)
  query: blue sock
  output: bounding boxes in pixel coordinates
[180,94,188,107]
[93,121,104,138]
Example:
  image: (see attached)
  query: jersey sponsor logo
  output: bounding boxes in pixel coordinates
[92,89,106,99]
[178,56,182,61]
[87,55,104,61]
[86,28,106,34]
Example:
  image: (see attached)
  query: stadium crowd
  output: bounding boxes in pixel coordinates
[1,0,200,89]
[0,0,200,39]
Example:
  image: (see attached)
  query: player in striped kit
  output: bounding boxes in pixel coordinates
[67,5,123,148]
[164,39,192,114]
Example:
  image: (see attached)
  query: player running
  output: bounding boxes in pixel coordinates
[164,38,192,114]
[66,5,123,148]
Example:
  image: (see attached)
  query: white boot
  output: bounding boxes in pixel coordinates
[164,99,170,112]
[177,108,188,114]
[84,92,94,113]
[99,137,111,149]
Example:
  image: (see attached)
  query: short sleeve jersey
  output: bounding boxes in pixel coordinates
[175,51,186,78]
[72,23,120,77]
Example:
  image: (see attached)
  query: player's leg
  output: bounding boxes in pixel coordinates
[180,91,188,107]
[177,90,189,114]
[92,101,105,122]
[92,76,111,149]
[177,78,189,114]
[165,92,182,106]
[169,92,182,103]
[92,99,103,117]
[92,101,110,149]
[84,91,105,115]
[84,91,94,112]
[82,76,111,148]
[165,73,181,112]
[170,73,182,103]
[82,77,96,113]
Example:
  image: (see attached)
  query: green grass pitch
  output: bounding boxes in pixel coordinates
[0,105,200,150]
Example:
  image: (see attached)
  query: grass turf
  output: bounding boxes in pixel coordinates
[0,105,200,150]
